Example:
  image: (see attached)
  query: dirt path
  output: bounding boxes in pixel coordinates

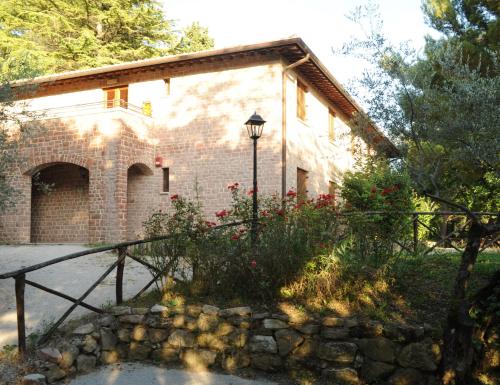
[0,244,151,347]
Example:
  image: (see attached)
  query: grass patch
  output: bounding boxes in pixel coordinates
[391,250,499,325]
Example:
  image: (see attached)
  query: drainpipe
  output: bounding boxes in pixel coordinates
[281,53,310,199]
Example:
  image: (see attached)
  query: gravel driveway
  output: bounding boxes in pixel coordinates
[0,244,151,348]
[68,363,278,385]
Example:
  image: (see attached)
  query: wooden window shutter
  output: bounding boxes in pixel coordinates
[297,80,307,120]
[328,181,338,204]
[164,78,171,95]
[297,168,308,199]
[328,109,336,141]
[104,86,128,108]
[105,89,115,108]
[119,87,128,108]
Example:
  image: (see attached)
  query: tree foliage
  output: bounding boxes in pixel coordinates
[0,0,214,74]
[340,3,499,384]
[341,3,499,212]
[0,55,40,210]
[422,0,499,75]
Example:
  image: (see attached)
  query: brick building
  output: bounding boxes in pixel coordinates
[0,37,396,244]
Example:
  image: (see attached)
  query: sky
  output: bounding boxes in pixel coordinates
[162,0,441,86]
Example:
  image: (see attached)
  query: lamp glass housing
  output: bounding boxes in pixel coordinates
[245,112,266,139]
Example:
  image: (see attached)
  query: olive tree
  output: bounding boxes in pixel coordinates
[338,4,499,384]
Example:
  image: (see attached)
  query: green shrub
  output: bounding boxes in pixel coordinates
[340,160,413,264]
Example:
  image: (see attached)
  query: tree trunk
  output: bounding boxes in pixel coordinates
[470,270,500,380]
[441,221,483,385]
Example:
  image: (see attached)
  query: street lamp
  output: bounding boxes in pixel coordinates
[245,112,266,244]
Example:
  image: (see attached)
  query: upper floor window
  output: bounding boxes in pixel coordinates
[328,108,336,142]
[164,78,171,96]
[297,80,307,121]
[104,86,128,108]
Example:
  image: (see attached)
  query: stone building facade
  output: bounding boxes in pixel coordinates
[0,38,396,244]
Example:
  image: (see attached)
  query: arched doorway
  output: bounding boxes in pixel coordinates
[30,162,90,243]
[127,163,154,240]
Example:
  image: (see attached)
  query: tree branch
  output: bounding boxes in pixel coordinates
[424,193,479,223]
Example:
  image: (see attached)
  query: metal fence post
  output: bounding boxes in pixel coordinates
[116,247,126,305]
[15,273,27,358]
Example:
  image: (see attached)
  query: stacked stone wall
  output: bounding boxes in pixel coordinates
[34,304,442,385]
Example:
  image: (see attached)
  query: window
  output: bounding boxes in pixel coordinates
[162,168,169,193]
[297,80,307,121]
[104,86,128,108]
[329,181,337,202]
[164,78,171,96]
[328,108,336,142]
[297,168,308,199]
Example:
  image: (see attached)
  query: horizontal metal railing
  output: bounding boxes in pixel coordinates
[23,99,148,119]
[0,221,248,358]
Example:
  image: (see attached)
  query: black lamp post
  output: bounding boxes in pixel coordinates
[245,112,266,244]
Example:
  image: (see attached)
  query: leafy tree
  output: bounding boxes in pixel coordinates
[173,22,215,54]
[422,0,499,75]
[0,55,41,210]
[339,3,499,384]
[0,0,214,74]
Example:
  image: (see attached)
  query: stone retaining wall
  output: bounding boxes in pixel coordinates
[29,304,442,385]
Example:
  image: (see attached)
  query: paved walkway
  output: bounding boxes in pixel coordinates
[0,245,151,347]
[68,363,277,385]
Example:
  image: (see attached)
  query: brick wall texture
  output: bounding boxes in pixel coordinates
[0,58,365,244]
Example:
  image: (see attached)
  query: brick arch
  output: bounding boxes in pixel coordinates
[126,160,155,240]
[127,157,154,173]
[128,162,154,176]
[23,154,89,176]
[29,162,90,243]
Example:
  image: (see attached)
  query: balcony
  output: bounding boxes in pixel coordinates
[24,99,152,120]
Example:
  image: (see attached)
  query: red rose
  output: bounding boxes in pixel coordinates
[286,190,297,197]
[170,194,179,200]
[250,260,257,268]
[230,233,240,240]
[215,209,230,218]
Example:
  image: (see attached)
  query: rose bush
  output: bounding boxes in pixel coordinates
[139,183,343,299]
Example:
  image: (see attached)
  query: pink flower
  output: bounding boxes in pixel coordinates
[227,182,239,191]
[215,209,230,218]
[247,187,258,196]
[205,221,217,228]
[250,260,257,268]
